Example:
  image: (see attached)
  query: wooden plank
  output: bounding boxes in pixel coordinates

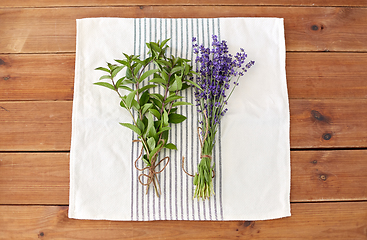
[1,53,367,101]
[0,7,366,53]
[0,153,69,205]
[0,99,367,151]
[0,101,72,151]
[287,53,367,99]
[291,150,367,202]
[0,150,366,205]
[0,54,75,101]
[290,99,367,148]
[1,0,366,8]
[0,202,366,239]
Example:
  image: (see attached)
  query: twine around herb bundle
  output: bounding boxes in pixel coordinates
[133,139,170,196]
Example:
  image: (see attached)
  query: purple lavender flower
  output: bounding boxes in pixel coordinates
[192,35,254,125]
[191,35,254,200]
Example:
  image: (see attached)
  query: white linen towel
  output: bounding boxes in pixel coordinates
[69,17,290,221]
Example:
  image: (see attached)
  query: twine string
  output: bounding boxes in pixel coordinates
[133,139,170,193]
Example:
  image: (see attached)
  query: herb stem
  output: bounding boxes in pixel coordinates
[111,76,151,156]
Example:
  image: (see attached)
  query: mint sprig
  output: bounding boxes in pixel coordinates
[95,39,194,197]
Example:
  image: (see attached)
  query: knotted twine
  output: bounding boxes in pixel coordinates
[133,139,170,196]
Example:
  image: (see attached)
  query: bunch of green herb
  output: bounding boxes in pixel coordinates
[95,39,196,197]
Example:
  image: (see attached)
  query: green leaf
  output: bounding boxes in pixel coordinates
[172,101,193,107]
[133,63,142,77]
[142,154,151,166]
[142,116,148,129]
[140,91,150,106]
[168,80,178,92]
[99,75,111,80]
[155,59,171,68]
[121,79,135,85]
[107,63,117,71]
[149,77,167,85]
[169,75,182,92]
[154,119,161,129]
[115,59,128,66]
[161,129,168,143]
[175,75,182,90]
[147,137,156,152]
[148,142,163,160]
[138,84,157,94]
[115,77,125,88]
[161,70,169,82]
[149,109,161,119]
[136,118,145,132]
[95,67,110,73]
[181,83,191,91]
[150,93,164,102]
[150,98,162,109]
[146,112,156,138]
[131,99,140,111]
[119,86,134,92]
[139,69,159,83]
[184,62,190,75]
[141,103,153,115]
[123,53,130,60]
[164,95,183,104]
[164,143,177,150]
[170,66,183,75]
[160,38,170,48]
[120,96,127,109]
[111,66,125,78]
[186,79,202,90]
[168,113,187,124]
[170,107,178,113]
[126,90,137,108]
[162,109,169,127]
[126,67,133,80]
[158,126,171,135]
[150,42,161,53]
[94,82,115,91]
[119,122,141,135]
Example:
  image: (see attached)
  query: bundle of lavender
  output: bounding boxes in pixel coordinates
[192,35,255,199]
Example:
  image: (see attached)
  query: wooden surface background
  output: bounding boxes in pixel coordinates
[1,1,367,239]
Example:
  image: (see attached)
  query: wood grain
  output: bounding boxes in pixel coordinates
[291,150,367,202]
[1,100,366,151]
[0,1,366,238]
[0,202,366,239]
[1,0,366,8]
[290,99,367,148]
[0,6,366,53]
[287,53,367,99]
[0,153,69,205]
[0,150,366,205]
[1,53,366,101]
[0,101,72,151]
[0,54,75,101]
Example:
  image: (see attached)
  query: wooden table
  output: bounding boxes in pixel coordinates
[1,1,366,239]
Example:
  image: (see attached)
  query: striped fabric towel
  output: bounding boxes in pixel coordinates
[69,18,290,221]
